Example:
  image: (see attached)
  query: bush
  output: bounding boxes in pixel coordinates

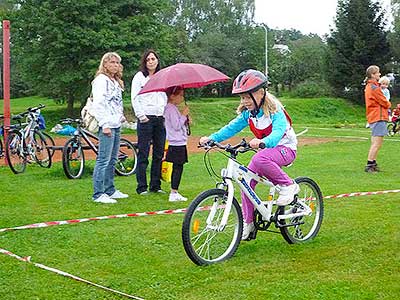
[290,80,332,98]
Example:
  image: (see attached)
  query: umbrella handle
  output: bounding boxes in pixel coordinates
[185,115,191,136]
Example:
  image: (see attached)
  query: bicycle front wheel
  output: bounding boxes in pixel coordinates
[62,138,85,179]
[41,131,56,157]
[5,130,26,174]
[32,131,52,168]
[182,188,243,265]
[280,177,324,244]
[114,138,137,176]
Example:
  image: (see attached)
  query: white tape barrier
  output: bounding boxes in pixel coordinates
[1,188,399,299]
[296,128,308,137]
[1,189,400,234]
[0,248,143,300]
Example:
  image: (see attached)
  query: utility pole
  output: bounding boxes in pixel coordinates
[260,23,268,76]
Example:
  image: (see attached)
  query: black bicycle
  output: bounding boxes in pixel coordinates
[60,118,137,179]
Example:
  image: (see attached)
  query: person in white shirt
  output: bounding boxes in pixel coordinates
[131,49,167,195]
[91,52,129,203]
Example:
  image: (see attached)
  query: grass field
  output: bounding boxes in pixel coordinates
[0,96,399,299]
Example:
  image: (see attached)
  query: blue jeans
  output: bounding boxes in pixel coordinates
[93,127,120,199]
[136,116,166,194]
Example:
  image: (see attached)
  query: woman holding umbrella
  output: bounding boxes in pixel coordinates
[135,62,230,197]
[131,49,167,195]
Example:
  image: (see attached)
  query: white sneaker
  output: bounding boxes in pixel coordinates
[169,192,188,202]
[276,183,300,206]
[242,222,255,240]
[109,190,129,199]
[93,193,117,204]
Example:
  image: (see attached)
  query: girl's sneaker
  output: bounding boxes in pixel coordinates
[169,192,187,202]
[242,222,256,240]
[276,183,300,206]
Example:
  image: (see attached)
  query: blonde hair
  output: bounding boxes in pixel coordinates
[95,52,124,90]
[364,65,379,83]
[379,75,390,86]
[236,89,282,116]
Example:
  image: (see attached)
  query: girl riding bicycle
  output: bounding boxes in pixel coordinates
[200,69,298,240]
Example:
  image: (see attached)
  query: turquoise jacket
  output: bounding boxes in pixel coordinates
[209,108,296,149]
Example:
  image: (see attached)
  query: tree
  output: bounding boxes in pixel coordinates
[265,29,328,95]
[170,0,257,96]
[327,0,391,103]
[8,0,176,115]
[388,1,400,74]
[172,0,254,39]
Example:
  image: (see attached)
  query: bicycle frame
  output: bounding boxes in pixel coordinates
[182,140,323,265]
[74,126,99,153]
[217,154,312,230]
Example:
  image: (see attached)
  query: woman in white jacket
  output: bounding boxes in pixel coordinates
[91,52,129,203]
[131,49,167,195]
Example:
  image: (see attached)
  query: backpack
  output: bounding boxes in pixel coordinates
[38,113,46,129]
[81,95,99,133]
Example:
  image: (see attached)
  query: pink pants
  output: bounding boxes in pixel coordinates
[241,145,296,223]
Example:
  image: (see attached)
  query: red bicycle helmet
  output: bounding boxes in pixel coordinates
[232,69,268,95]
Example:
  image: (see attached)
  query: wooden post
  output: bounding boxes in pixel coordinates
[3,20,10,164]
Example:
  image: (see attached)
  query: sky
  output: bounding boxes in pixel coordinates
[254,0,392,36]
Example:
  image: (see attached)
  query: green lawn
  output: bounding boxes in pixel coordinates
[0,96,399,299]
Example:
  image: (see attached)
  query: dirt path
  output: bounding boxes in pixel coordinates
[52,135,337,161]
[0,134,336,166]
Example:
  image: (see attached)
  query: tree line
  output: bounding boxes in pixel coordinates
[0,0,399,115]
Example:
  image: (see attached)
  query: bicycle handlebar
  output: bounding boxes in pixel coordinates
[27,103,45,112]
[60,118,82,124]
[199,138,264,155]
[11,104,46,120]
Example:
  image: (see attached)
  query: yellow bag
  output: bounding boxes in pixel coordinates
[161,141,172,182]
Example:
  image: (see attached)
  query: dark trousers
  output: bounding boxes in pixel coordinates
[136,116,166,194]
[171,163,184,190]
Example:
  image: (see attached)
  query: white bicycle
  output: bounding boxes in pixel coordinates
[182,139,323,265]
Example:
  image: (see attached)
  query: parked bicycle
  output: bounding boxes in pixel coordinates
[60,118,137,179]
[5,104,52,174]
[182,139,324,265]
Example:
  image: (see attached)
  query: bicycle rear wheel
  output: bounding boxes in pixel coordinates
[32,131,52,168]
[5,130,26,174]
[115,138,137,176]
[62,138,85,179]
[280,177,324,244]
[182,188,243,265]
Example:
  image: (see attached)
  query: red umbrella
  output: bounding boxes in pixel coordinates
[138,63,230,95]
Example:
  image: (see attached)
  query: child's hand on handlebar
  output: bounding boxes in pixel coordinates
[199,136,211,145]
[249,138,265,149]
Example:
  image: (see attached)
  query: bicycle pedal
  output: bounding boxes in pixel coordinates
[246,229,258,241]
